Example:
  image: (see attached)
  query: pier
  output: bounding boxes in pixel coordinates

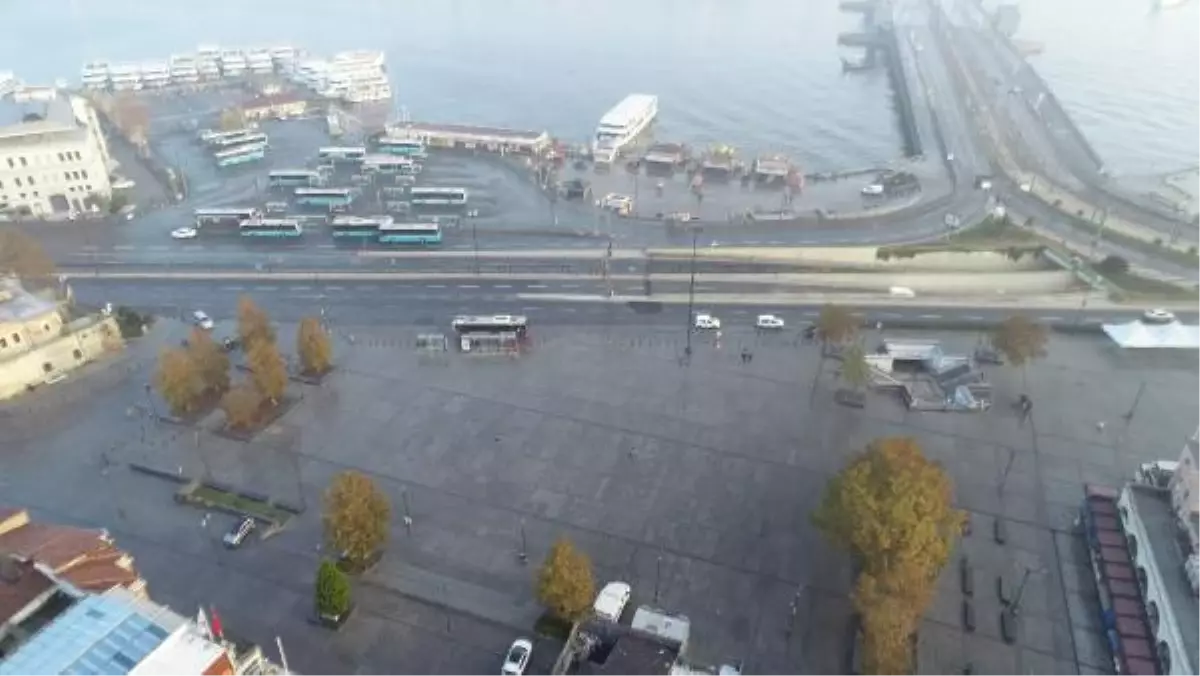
[387,122,551,155]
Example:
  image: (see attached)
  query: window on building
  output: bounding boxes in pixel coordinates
[5,157,12,169]
[14,177,21,187]
[0,179,4,189]
[68,187,75,192]
[32,191,38,198]
[73,349,83,360]
[42,323,49,332]
[1137,566,1148,593]
[73,151,82,160]
[27,176,34,186]
[57,152,65,162]
[63,171,71,181]
[18,193,25,199]
[11,333,20,343]
[71,171,80,180]
[85,184,92,191]
[1147,601,1159,633]
[1157,641,1171,673]
[80,169,88,179]
[19,156,27,167]
[41,362,52,373]
[0,337,6,348]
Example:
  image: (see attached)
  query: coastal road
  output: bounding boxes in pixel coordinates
[68,278,1192,330]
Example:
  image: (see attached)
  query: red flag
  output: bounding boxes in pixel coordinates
[209,606,224,639]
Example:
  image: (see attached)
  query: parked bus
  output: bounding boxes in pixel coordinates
[294,187,357,208]
[264,201,289,214]
[199,128,256,145]
[214,142,267,168]
[375,136,427,158]
[451,314,527,336]
[238,218,302,238]
[330,215,390,239]
[409,186,468,206]
[209,132,269,149]
[194,207,261,226]
[268,169,322,189]
[378,222,441,245]
[317,146,367,163]
[362,155,421,176]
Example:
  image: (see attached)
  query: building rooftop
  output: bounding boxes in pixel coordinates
[0,277,59,324]
[1127,484,1199,672]
[577,621,681,676]
[0,94,78,140]
[0,560,54,626]
[399,121,548,142]
[0,508,142,601]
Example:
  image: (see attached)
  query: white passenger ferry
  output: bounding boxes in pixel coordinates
[246,48,274,74]
[80,61,110,89]
[140,61,171,88]
[169,54,199,83]
[270,46,298,73]
[592,94,658,163]
[220,50,247,77]
[108,63,142,91]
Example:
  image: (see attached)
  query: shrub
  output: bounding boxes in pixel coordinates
[315,559,351,617]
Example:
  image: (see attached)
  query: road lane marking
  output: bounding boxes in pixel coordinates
[315,244,335,249]
[561,284,580,289]
[881,312,904,318]
[494,284,512,289]
[458,284,480,289]
[325,286,344,291]
[113,245,135,251]
[964,315,984,320]
[255,286,278,292]
[360,285,378,290]
[1043,315,1062,321]
[564,308,577,313]
[426,284,446,289]
[802,311,817,317]
[521,306,542,311]
[919,314,942,319]
[220,286,245,291]
[527,284,548,289]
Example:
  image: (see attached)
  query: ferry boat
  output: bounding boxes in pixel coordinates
[140,61,171,88]
[220,49,247,77]
[270,46,298,73]
[592,94,658,163]
[293,59,330,89]
[108,63,143,91]
[80,61,110,89]
[169,54,199,83]
[246,48,274,74]
[196,44,222,79]
[0,72,20,98]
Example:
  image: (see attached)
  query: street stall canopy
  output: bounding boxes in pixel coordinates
[1102,321,1200,349]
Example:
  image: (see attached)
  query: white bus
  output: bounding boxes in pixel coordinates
[194,207,262,226]
[409,186,468,206]
[317,146,367,162]
[199,128,255,144]
[268,169,323,189]
[209,132,269,149]
[238,218,303,238]
[362,155,420,176]
[451,314,527,335]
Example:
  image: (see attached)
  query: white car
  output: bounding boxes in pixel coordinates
[171,227,198,240]
[755,314,785,330]
[112,178,136,190]
[501,638,532,676]
[694,313,721,330]
[1142,308,1176,324]
[192,310,214,330]
[1019,182,1032,192]
[594,581,632,622]
[860,183,885,196]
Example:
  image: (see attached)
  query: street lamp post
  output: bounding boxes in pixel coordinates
[517,519,528,564]
[471,216,479,275]
[684,229,699,361]
[654,555,663,603]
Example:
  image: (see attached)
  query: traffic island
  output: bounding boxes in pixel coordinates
[214,393,302,442]
[173,481,297,529]
[290,365,335,386]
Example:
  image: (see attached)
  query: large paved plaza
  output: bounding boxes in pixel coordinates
[1,316,1196,674]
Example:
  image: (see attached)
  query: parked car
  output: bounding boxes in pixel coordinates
[171,227,198,240]
[221,337,241,352]
[501,638,533,676]
[1142,308,1176,324]
[222,517,255,549]
[860,183,885,196]
[755,314,785,330]
[43,372,68,385]
[594,581,632,622]
[192,310,214,330]
[694,313,721,330]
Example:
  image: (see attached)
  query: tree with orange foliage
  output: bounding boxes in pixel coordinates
[186,327,230,395]
[154,348,203,416]
[220,384,262,431]
[237,295,275,349]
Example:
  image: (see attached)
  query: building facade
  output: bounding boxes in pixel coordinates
[0,277,124,399]
[1168,430,1200,549]
[0,88,114,218]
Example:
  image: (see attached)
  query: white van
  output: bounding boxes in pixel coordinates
[889,286,917,298]
[594,582,631,622]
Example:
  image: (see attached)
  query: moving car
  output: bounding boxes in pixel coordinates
[192,310,214,330]
[755,314,785,330]
[43,372,68,385]
[501,638,533,676]
[171,227,198,239]
[694,313,721,330]
[594,581,632,622]
[860,183,884,196]
[1142,308,1177,324]
[222,517,255,549]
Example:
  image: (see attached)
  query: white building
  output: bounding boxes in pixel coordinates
[0,89,113,218]
[1094,427,1200,676]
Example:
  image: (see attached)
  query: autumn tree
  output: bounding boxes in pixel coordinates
[991,314,1048,392]
[536,537,595,621]
[323,471,391,570]
[315,559,352,618]
[0,229,55,282]
[154,348,203,416]
[186,328,230,395]
[297,317,333,375]
[813,437,964,675]
[247,339,288,405]
[112,93,149,146]
[237,295,275,348]
[218,107,247,131]
[840,342,871,393]
[219,384,262,431]
[810,303,860,406]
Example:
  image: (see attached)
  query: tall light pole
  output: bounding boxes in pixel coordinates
[684,228,699,361]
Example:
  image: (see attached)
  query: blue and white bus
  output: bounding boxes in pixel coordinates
[317,146,367,163]
[194,206,261,226]
[200,128,256,145]
[362,155,420,176]
[330,215,390,239]
[294,187,357,208]
[214,142,267,168]
[210,132,269,149]
[409,186,468,206]
[268,169,323,189]
[375,136,427,158]
[378,222,442,245]
[239,218,302,238]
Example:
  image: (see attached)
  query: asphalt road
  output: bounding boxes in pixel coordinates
[68,278,1194,330]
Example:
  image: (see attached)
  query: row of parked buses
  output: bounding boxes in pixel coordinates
[190,207,444,243]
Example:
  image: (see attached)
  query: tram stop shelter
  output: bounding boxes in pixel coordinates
[1102,321,1200,349]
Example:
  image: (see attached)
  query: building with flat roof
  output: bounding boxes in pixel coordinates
[0,87,113,218]
[1168,430,1199,551]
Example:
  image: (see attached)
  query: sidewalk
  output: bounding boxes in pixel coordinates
[366,558,542,632]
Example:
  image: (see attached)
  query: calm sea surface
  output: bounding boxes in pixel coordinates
[1,0,1195,175]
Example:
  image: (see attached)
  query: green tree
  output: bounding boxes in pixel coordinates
[315,559,352,617]
[186,327,230,395]
[297,317,333,375]
[0,229,55,282]
[237,295,275,348]
[840,342,871,393]
[536,537,595,621]
[991,314,1048,391]
[813,437,964,675]
[810,303,860,406]
[219,384,262,431]
[247,339,288,405]
[323,471,391,570]
[1096,254,1129,276]
[154,348,203,416]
